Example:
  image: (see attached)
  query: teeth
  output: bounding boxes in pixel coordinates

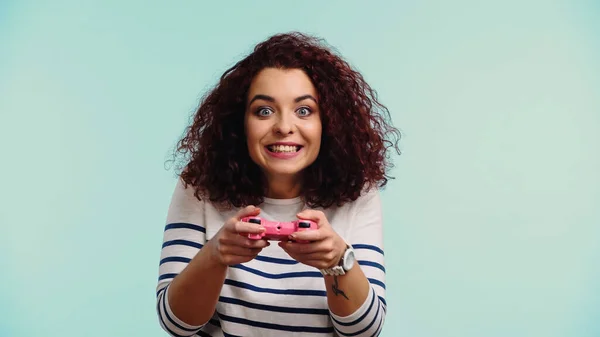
[269,145,299,153]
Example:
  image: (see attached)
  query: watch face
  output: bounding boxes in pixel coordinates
[343,249,356,270]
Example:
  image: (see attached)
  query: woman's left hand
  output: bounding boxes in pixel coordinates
[278,209,347,270]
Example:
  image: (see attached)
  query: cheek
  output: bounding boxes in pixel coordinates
[245,119,272,154]
[244,119,261,143]
[306,120,322,144]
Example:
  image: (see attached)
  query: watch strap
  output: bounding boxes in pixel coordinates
[319,265,346,276]
[319,243,352,275]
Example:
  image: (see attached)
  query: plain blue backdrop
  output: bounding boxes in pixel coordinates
[1,1,599,336]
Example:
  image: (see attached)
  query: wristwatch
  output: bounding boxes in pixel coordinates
[320,244,355,276]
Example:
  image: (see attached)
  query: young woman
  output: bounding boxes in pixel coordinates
[156,32,401,337]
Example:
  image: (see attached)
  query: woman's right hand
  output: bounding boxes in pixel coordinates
[209,205,270,266]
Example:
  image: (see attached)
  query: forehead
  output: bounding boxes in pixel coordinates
[247,68,317,99]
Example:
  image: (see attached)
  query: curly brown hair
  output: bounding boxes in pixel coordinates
[171,32,401,209]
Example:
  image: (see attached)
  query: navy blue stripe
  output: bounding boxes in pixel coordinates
[161,285,200,333]
[368,278,386,290]
[331,288,376,326]
[208,319,220,327]
[370,312,384,337]
[156,291,189,337]
[223,332,243,337]
[160,256,191,265]
[219,296,329,315]
[231,264,321,279]
[358,260,386,273]
[336,295,381,337]
[352,244,384,255]
[156,286,167,297]
[159,273,178,281]
[165,222,206,233]
[217,311,333,334]
[197,332,211,337]
[162,239,203,249]
[224,279,327,297]
[379,296,387,306]
[254,255,298,265]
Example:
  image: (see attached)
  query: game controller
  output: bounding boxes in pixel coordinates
[241,216,318,242]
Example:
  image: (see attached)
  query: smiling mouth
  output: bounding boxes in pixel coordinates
[266,144,302,153]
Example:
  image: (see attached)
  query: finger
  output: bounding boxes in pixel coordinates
[233,235,270,249]
[303,259,336,270]
[277,248,332,270]
[225,205,261,227]
[221,245,263,257]
[279,240,330,254]
[297,209,328,228]
[231,220,266,235]
[235,205,261,220]
[289,228,326,242]
[296,251,339,263]
[220,232,269,247]
[277,245,300,262]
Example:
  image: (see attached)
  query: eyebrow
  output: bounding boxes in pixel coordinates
[248,94,317,106]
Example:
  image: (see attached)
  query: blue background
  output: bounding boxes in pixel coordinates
[1,0,599,336]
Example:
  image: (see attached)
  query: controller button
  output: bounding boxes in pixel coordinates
[298,221,311,228]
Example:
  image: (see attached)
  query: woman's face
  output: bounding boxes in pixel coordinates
[244,67,322,181]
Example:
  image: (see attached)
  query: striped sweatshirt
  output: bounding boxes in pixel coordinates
[156,178,387,336]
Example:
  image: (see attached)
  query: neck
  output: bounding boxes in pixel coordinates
[264,174,302,199]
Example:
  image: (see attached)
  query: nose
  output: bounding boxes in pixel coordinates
[272,114,294,135]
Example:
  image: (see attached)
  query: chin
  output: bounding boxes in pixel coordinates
[266,164,306,177]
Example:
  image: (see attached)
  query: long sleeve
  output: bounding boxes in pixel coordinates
[156,178,207,336]
[329,188,387,336]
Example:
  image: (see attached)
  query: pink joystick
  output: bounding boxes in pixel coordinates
[241,216,317,242]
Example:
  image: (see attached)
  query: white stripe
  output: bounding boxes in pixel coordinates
[217,298,331,329]
[332,288,384,336]
[163,227,206,241]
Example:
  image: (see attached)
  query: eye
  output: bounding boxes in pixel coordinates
[256,107,273,117]
[296,107,312,117]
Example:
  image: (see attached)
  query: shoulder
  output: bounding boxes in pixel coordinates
[343,185,382,215]
[321,186,382,232]
[166,177,239,238]
[166,177,221,223]
[167,178,204,215]
[322,186,382,214]
[164,178,207,230]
